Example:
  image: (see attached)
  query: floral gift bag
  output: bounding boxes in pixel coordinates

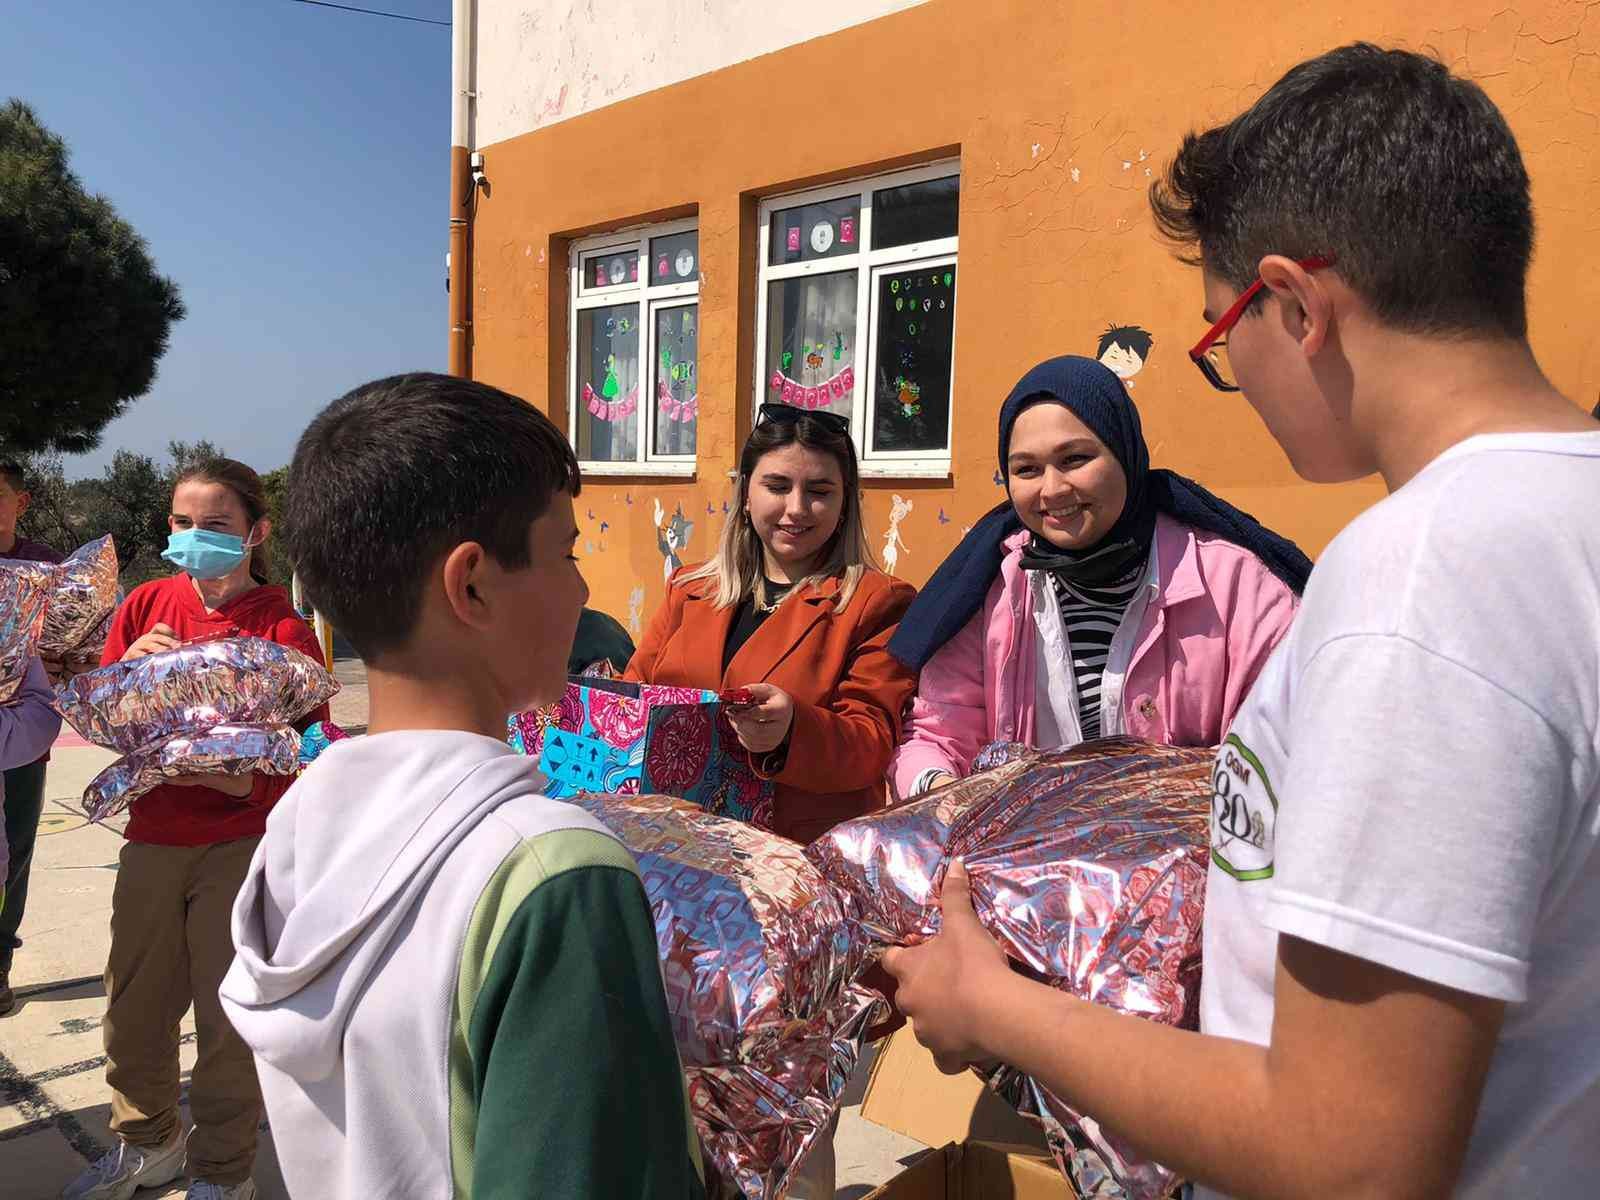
[508,676,775,828]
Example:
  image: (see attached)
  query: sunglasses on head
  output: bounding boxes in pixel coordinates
[757,402,850,436]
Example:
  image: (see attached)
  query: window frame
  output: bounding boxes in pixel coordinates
[754,160,960,476]
[568,216,700,476]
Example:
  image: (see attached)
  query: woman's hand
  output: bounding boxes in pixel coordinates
[122,623,179,661]
[169,772,255,798]
[724,682,795,755]
[881,860,1013,1073]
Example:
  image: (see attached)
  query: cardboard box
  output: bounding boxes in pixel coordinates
[861,1026,1048,1151]
[863,1141,1070,1198]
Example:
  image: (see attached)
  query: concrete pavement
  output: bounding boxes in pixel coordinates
[0,658,927,1197]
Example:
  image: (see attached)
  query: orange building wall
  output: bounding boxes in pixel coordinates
[466,0,1600,629]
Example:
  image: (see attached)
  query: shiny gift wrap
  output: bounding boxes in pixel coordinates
[688,983,886,1200]
[808,738,1215,1200]
[1,536,121,660]
[0,566,51,703]
[571,791,867,1067]
[56,637,339,820]
[573,792,876,1199]
[82,724,302,823]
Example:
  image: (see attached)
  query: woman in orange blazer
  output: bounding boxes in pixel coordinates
[626,404,917,845]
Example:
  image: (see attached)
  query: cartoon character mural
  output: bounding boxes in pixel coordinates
[653,497,694,585]
[1096,324,1154,388]
[881,494,913,576]
[627,585,646,638]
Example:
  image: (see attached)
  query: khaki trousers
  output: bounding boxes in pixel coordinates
[103,837,262,1185]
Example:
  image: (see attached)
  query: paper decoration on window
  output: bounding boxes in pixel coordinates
[657,255,670,278]
[893,377,922,418]
[787,227,801,252]
[805,343,826,372]
[595,264,609,286]
[609,257,628,283]
[582,381,640,422]
[675,248,695,277]
[840,216,856,245]
[832,332,844,360]
[810,222,835,253]
[656,379,699,422]
[768,364,855,408]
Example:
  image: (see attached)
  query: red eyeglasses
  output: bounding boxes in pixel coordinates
[1188,256,1335,392]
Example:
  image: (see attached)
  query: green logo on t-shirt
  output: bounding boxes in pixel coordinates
[1211,733,1278,881]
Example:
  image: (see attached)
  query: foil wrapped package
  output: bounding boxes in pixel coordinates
[573,791,877,1199]
[0,565,51,704]
[56,637,339,820]
[57,637,338,755]
[689,983,886,1200]
[571,791,868,1067]
[808,738,1215,1200]
[82,724,302,823]
[1,536,121,660]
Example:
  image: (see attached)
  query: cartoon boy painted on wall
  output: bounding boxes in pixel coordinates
[1096,324,1154,388]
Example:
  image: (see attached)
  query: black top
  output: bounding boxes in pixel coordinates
[722,577,797,673]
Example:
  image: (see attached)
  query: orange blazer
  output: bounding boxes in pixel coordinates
[625,566,918,844]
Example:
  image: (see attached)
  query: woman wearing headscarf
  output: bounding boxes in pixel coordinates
[888,355,1310,797]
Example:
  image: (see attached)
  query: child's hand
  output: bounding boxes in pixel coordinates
[922,772,958,795]
[122,623,179,661]
[881,860,1012,1074]
[724,682,794,754]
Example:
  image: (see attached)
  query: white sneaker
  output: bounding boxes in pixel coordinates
[186,1182,257,1200]
[60,1134,185,1200]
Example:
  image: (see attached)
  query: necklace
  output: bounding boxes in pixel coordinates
[752,578,793,613]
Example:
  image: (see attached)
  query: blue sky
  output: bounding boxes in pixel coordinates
[3,1,451,478]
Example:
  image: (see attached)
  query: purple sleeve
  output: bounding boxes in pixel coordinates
[1,657,62,770]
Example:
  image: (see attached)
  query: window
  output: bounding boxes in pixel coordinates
[569,219,699,472]
[755,162,959,473]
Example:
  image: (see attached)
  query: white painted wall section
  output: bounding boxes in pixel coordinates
[473,0,928,148]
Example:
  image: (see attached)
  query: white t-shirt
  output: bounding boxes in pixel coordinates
[1200,432,1600,1199]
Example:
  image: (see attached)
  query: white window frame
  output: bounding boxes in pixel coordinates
[754,160,959,478]
[568,216,700,477]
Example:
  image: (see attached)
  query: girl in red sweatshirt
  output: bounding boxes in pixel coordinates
[62,459,327,1200]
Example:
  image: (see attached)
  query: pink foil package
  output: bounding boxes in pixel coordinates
[0,565,52,703]
[572,791,879,1199]
[807,738,1215,1200]
[55,637,340,821]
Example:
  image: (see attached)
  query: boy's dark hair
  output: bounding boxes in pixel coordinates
[1096,324,1154,362]
[285,372,580,661]
[0,460,28,493]
[1150,43,1533,339]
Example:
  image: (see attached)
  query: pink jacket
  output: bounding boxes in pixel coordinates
[890,514,1299,797]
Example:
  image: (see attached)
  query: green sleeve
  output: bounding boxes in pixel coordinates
[466,863,706,1199]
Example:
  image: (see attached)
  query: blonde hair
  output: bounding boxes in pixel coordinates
[682,414,879,612]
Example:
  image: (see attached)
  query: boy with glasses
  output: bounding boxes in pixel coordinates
[884,43,1600,1199]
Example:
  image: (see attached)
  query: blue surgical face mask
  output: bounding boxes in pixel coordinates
[162,528,253,580]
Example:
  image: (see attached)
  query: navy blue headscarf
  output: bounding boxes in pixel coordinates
[887,355,1312,669]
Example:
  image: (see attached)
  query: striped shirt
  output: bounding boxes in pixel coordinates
[1046,565,1145,739]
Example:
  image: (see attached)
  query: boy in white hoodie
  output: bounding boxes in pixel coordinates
[220,373,705,1199]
